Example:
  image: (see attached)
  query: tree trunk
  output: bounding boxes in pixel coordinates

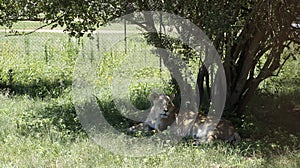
[196,64,210,109]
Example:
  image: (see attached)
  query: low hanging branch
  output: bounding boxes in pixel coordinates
[5,16,64,37]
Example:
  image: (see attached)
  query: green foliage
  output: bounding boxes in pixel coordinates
[0,33,79,98]
[17,96,83,139]
[129,81,175,110]
[259,45,300,95]
[0,0,124,37]
[96,98,134,131]
[0,20,299,167]
[130,82,152,110]
[1,0,299,117]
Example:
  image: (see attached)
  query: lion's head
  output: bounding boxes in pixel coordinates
[144,93,177,131]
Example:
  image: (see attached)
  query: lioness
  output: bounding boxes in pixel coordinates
[128,93,241,144]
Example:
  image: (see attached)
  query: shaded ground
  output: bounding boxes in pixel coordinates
[248,91,300,135]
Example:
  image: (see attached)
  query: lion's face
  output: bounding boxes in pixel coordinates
[151,93,175,119]
[145,93,177,131]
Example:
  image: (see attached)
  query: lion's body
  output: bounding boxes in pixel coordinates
[190,116,241,143]
[128,93,241,144]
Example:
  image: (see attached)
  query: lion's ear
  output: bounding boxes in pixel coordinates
[169,93,175,101]
[150,92,159,100]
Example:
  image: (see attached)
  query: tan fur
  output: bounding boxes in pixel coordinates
[128,93,241,144]
[191,116,241,143]
[144,93,178,131]
[148,93,241,143]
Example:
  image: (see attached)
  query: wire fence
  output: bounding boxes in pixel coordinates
[0,21,168,96]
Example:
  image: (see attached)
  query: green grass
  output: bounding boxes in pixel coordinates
[0,24,299,167]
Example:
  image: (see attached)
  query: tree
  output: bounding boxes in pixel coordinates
[0,0,124,37]
[1,0,299,118]
[124,0,300,117]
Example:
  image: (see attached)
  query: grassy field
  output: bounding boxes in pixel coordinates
[0,22,299,167]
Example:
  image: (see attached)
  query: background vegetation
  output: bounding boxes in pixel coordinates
[0,21,299,167]
[0,0,299,167]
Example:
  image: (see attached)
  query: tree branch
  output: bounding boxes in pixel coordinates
[272,53,292,77]
[5,16,63,37]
